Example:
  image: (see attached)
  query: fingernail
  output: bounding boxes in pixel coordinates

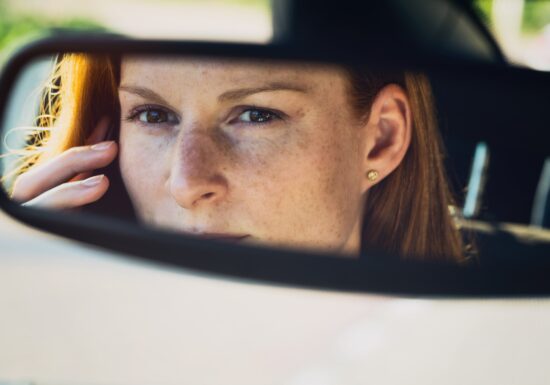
[91,141,114,151]
[82,175,104,187]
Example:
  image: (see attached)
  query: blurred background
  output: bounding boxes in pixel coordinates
[1,0,550,69]
[0,0,272,63]
[474,0,550,69]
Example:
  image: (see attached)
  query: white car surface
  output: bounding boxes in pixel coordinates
[1,211,550,385]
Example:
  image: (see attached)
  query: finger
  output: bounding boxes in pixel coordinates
[12,141,118,202]
[74,117,111,182]
[85,117,111,145]
[22,174,109,209]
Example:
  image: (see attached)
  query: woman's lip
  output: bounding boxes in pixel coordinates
[192,233,250,242]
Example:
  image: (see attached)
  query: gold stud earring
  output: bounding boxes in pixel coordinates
[367,170,379,182]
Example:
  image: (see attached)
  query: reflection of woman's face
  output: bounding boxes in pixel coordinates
[118,57,368,255]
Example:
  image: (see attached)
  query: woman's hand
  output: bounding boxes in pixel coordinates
[11,119,118,209]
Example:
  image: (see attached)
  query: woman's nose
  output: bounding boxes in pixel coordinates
[169,133,229,209]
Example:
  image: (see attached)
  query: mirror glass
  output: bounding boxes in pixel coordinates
[2,52,550,263]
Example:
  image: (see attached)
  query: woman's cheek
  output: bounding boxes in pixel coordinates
[241,132,330,238]
[119,127,170,214]
[280,118,362,245]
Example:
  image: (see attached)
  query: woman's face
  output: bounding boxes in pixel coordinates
[118,57,369,255]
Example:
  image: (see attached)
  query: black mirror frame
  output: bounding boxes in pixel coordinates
[2,34,550,298]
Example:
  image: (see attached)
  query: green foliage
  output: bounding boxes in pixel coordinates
[0,0,105,54]
[473,0,550,35]
[523,0,550,34]
[472,0,493,28]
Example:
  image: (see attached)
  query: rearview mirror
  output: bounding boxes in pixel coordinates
[2,37,550,296]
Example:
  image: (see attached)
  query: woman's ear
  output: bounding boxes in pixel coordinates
[361,84,412,192]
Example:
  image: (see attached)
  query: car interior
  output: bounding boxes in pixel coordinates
[429,65,550,263]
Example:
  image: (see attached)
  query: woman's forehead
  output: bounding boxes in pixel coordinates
[120,55,345,84]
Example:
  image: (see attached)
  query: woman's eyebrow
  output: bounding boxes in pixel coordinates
[119,85,176,110]
[218,82,311,102]
[119,82,309,106]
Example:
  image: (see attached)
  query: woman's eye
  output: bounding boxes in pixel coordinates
[130,107,179,125]
[238,109,279,124]
[139,110,166,124]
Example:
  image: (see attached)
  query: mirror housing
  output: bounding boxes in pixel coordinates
[1,35,550,298]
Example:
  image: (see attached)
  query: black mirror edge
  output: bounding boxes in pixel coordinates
[0,33,514,74]
[2,35,550,298]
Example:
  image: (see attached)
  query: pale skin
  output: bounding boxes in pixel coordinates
[11,57,412,256]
